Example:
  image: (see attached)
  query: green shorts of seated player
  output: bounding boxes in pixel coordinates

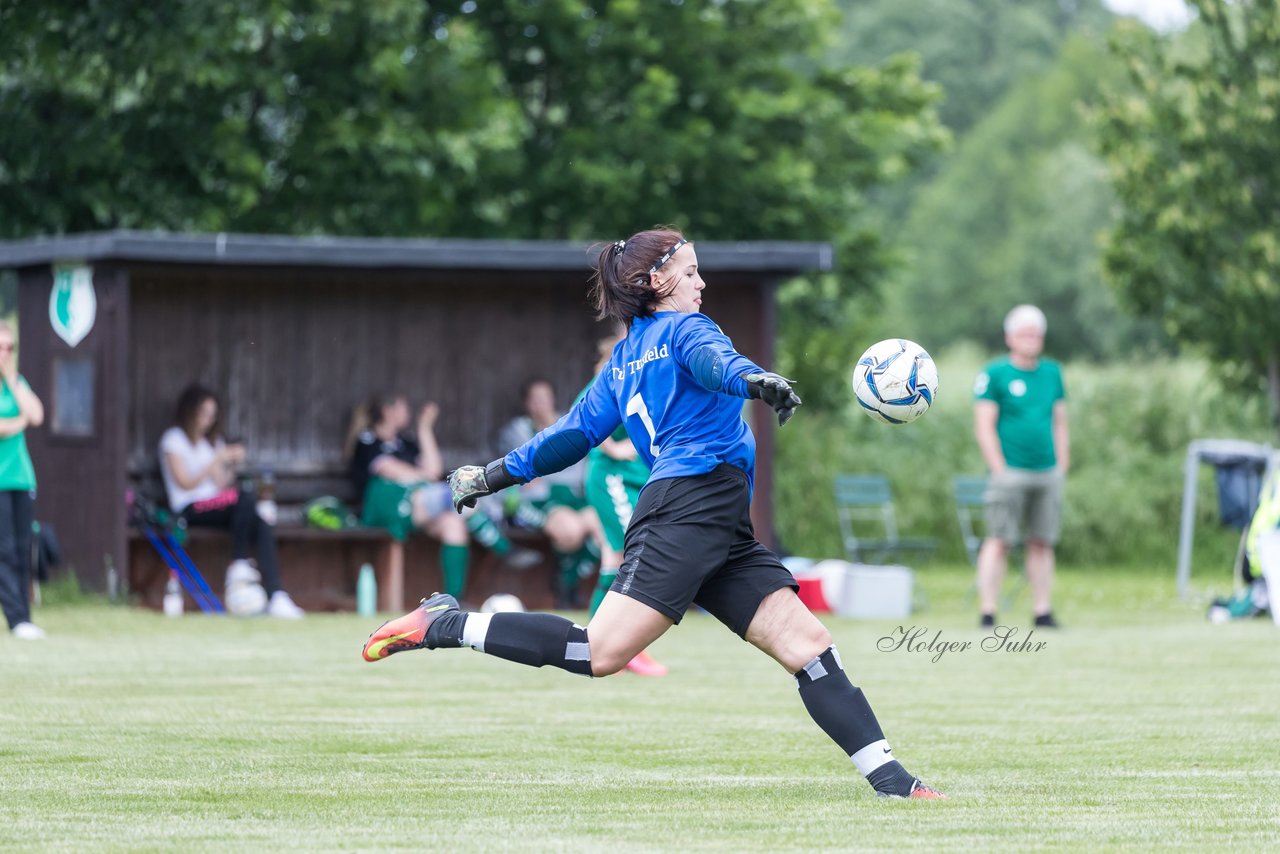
[363,228,943,800]
[345,393,541,599]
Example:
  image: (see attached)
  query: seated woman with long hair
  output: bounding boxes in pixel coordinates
[159,384,304,619]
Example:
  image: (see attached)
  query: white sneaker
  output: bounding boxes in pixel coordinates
[267,590,305,620]
[12,621,46,640]
[225,559,261,587]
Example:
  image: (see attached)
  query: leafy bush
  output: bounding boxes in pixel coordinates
[775,347,1273,575]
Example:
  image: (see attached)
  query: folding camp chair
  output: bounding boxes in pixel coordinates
[833,474,935,564]
[953,475,989,566]
[128,491,225,614]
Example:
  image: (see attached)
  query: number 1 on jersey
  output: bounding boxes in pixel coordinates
[625,393,661,457]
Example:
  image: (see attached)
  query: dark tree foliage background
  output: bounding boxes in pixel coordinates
[0,0,947,408]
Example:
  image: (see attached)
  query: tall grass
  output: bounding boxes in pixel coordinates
[775,347,1274,574]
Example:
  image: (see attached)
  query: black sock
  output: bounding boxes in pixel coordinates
[794,646,915,796]
[424,610,467,648]
[866,761,918,797]
[470,612,592,676]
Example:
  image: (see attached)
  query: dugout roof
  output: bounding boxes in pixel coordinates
[0,230,833,275]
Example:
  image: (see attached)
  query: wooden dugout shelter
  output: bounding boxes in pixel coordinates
[0,230,832,609]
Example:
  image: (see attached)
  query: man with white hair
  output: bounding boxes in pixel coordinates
[972,305,1069,628]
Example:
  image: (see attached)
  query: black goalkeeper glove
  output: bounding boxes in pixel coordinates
[742,372,802,426]
[447,460,519,512]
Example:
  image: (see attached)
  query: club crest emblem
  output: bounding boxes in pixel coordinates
[50,264,97,347]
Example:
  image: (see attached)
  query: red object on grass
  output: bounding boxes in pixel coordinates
[795,576,831,613]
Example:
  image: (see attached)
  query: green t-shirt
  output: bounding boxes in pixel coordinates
[973,357,1065,471]
[0,377,36,490]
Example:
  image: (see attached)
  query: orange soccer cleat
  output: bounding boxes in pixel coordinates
[877,779,949,800]
[361,592,459,662]
[904,780,948,800]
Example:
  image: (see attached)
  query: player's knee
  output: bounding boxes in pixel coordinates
[795,624,834,665]
[588,645,629,676]
[982,538,1010,556]
[547,513,585,551]
[435,513,468,545]
[586,635,633,676]
[768,622,833,673]
[590,652,627,677]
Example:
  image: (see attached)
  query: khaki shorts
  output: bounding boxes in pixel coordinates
[984,467,1063,545]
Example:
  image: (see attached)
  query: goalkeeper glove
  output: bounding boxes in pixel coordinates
[447,459,519,512]
[742,372,802,426]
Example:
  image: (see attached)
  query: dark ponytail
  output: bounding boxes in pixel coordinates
[589,226,687,326]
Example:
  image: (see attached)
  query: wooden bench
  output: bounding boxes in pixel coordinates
[127,465,565,613]
[128,523,406,611]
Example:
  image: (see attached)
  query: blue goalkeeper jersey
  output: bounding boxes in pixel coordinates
[503,311,765,494]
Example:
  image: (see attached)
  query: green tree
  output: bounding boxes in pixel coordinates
[1096,1,1280,433]
[0,1,946,410]
[834,0,1111,136]
[456,2,944,243]
[456,2,946,407]
[881,35,1166,359]
[0,1,523,237]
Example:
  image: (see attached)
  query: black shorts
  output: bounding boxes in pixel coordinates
[612,463,798,638]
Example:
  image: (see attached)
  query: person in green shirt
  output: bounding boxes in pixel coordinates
[0,321,46,640]
[973,305,1069,629]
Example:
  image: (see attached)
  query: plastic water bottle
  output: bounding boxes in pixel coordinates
[105,554,119,603]
[163,576,184,617]
[356,563,377,617]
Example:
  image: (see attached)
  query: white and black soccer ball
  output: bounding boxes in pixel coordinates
[225,580,268,617]
[480,593,526,614]
[224,560,267,617]
[852,339,939,425]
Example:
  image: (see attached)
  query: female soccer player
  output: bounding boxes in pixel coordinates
[580,326,665,676]
[362,227,944,799]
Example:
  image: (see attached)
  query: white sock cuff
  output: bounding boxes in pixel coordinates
[850,739,895,776]
[462,612,493,652]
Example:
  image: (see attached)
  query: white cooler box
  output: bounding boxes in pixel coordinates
[787,559,915,619]
[837,563,914,619]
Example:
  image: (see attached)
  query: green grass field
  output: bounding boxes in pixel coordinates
[3,567,1278,852]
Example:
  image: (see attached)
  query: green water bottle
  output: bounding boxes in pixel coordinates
[356,563,377,617]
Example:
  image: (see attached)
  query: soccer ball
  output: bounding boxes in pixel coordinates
[224,560,267,617]
[225,580,267,616]
[480,593,526,614]
[852,339,939,425]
